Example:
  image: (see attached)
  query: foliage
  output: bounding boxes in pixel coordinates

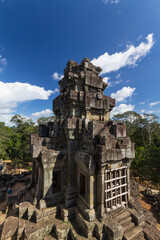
[0,114,56,163]
[112,111,160,185]
[0,122,11,159]
[0,115,38,162]
[37,116,55,125]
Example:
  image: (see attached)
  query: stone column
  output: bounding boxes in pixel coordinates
[88,175,94,209]
[43,168,53,198]
[127,161,131,201]
[32,159,37,185]
[97,166,106,220]
[37,167,43,199]
[64,130,78,208]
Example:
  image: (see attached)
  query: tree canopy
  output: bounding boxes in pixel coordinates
[0,115,57,163]
[112,111,160,186]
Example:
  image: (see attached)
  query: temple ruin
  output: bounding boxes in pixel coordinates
[1,58,160,240]
[31,57,135,221]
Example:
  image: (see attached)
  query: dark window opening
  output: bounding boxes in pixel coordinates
[122,186,125,193]
[122,169,125,176]
[52,171,61,194]
[80,173,85,198]
[122,195,126,202]
[121,178,125,184]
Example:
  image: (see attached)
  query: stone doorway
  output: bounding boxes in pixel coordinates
[79,173,86,199]
[52,171,61,194]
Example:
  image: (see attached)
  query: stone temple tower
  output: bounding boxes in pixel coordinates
[1,58,159,240]
[31,57,135,232]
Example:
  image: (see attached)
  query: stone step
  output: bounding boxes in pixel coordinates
[44,235,57,240]
[55,223,70,239]
[69,220,98,240]
[74,208,95,238]
[44,228,58,240]
[134,236,145,240]
[123,222,135,234]
[1,216,19,240]
[112,209,126,219]
[123,226,143,240]
[69,219,86,239]
[120,216,132,225]
[94,221,103,240]
[114,210,130,222]
[143,224,160,240]
[88,237,97,240]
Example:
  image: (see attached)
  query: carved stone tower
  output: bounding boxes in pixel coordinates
[31,57,135,222]
[1,58,159,240]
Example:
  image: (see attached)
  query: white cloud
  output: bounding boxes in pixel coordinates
[0,81,53,103]
[0,115,13,127]
[91,34,154,74]
[0,103,17,119]
[0,102,17,108]
[149,101,160,107]
[0,81,58,126]
[116,73,121,79]
[103,0,119,4]
[109,79,122,87]
[52,88,59,94]
[137,35,143,41]
[111,104,135,117]
[111,86,135,102]
[141,110,145,113]
[103,76,110,84]
[31,109,53,118]
[0,108,15,114]
[104,72,123,87]
[146,110,154,114]
[103,75,122,87]
[139,101,146,105]
[0,54,7,73]
[52,72,63,80]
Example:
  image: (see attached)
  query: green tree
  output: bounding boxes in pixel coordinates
[9,114,38,162]
[37,116,55,125]
[112,111,160,186]
[0,122,11,159]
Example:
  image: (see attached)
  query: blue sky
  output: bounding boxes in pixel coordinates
[0,0,160,126]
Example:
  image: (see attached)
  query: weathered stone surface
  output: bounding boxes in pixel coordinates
[60,205,74,221]
[143,223,160,240]
[2,58,159,240]
[104,219,123,240]
[128,208,145,226]
[30,58,135,224]
[123,226,143,240]
[55,223,70,240]
[75,207,95,238]
[1,216,18,240]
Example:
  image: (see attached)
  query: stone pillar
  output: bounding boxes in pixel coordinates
[64,134,78,208]
[88,175,94,209]
[43,168,53,198]
[37,167,43,199]
[97,166,106,220]
[32,159,37,185]
[127,161,131,201]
